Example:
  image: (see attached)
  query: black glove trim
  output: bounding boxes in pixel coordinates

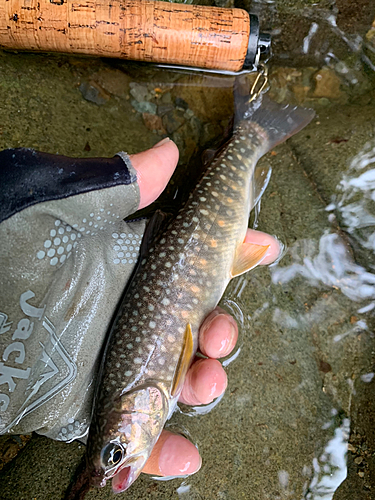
[0,148,137,223]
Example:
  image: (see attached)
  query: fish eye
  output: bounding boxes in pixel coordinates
[101,442,125,469]
[112,449,122,465]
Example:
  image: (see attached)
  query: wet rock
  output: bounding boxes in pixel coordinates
[90,68,131,98]
[268,67,306,104]
[0,434,31,471]
[142,112,166,134]
[336,0,374,34]
[79,80,110,106]
[131,99,157,114]
[162,108,186,134]
[184,108,195,120]
[175,97,189,111]
[157,103,174,116]
[160,91,172,104]
[313,67,343,99]
[129,82,151,103]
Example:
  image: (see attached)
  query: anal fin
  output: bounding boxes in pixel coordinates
[171,324,194,398]
[231,243,269,278]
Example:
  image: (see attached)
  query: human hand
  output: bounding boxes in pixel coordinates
[0,137,279,488]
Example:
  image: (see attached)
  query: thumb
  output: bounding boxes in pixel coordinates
[130,138,179,210]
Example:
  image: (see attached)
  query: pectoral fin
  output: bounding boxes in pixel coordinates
[171,323,194,397]
[231,243,270,278]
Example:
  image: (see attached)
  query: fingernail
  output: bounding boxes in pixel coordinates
[159,434,201,477]
[215,315,237,358]
[153,137,170,148]
[204,314,237,357]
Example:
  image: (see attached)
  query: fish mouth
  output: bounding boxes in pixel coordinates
[110,456,147,493]
[111,465,132,493]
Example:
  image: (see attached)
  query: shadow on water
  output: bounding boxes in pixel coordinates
[0,0,375,499]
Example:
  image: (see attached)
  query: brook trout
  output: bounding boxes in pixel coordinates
[85,97,314,493]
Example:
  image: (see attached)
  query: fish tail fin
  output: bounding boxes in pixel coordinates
[237,95,315,150]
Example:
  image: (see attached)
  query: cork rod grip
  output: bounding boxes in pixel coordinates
[0,0,250,71]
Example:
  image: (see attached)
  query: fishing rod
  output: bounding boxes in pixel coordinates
[0,0,270,72]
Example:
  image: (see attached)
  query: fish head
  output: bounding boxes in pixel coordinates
[87,383,168,493]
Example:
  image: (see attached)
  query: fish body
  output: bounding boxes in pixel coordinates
[86,97,315,493]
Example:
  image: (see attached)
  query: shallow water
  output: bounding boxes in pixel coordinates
[0,1,375,499]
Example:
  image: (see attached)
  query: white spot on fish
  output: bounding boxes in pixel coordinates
[134,357,142,364]
[240,148,246,153]
[227,155,233,160]
[127,343,133,349]
[148,304,154,311]
[162,298,170,306]
[200,209,209,215]
[158,358,165,365]
[159,252,166,258]
[125,371,132,377]
[149,321,156,329]
[165,262,172,268]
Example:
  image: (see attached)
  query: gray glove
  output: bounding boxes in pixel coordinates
[0,148,146,442]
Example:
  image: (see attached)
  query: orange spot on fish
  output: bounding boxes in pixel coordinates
[200,259,207,266]
[181,310,189,319]
[218,220,225,227]
[191,285,200,293]
[210,239,217,248]
[227,198,233,203]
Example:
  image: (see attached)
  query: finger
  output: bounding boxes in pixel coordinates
[198,307,238,359]
[142,430,201,477]
[130,138,179,210]
[178,358,227,406]
[245,229,281,265]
